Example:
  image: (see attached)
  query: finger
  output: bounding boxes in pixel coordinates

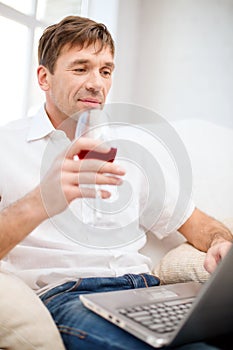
[56,181,111,203]
[78,187,111,199]
[203,254,217,274]
[219,242,232,258]
[79,159,125,176]
[66,137,110,159]
[75,172,123,186]
[205,242,232,273]
[64,158,125,176]
[62,171,123,186]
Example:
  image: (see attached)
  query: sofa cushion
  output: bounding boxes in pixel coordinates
[0,272,65,350]
[153,218,233,285]
[153,242,209,284]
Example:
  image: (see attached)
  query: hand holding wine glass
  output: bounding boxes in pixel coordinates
[74,108,121,226]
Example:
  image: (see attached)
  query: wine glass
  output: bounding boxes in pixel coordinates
[75,108,117,227]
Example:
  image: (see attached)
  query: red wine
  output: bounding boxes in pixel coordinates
[78,147,117,162]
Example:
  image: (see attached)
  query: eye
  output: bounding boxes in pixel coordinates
[73,67,87,74]
[101,69,112,78]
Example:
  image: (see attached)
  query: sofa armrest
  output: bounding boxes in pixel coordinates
[153,242,210,284]
[153,218,233,285]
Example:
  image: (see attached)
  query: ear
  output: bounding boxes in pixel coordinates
[37,65,51,91]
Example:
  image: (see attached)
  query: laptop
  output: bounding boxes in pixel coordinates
[80,245,233,348]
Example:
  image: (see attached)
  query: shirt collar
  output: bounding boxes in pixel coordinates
[27,105,55,142]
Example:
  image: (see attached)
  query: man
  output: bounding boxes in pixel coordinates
[0,15,232,350]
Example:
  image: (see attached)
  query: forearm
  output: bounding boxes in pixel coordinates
[0,187,48,259]
[179,208,233,252]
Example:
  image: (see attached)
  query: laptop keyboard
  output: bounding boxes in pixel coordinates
[118,298,193,334]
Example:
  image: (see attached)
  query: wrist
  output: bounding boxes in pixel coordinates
[23,186,49,223]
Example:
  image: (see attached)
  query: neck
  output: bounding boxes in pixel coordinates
[57,117,77,141]
[45,105,77,141]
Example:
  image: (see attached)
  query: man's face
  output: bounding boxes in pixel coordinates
[42,42,114,122]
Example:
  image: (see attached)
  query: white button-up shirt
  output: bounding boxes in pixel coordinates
[0,106,194,291]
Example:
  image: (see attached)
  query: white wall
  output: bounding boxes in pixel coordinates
[110,0,233,129]
[88,0,233,221]
[87,0,142,103]
[109,0,142,103]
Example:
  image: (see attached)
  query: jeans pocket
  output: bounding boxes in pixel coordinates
[41,280,82,306]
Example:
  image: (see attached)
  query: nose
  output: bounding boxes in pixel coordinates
[85,71,103,93]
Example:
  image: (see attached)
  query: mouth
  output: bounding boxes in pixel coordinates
[78,98,102,108]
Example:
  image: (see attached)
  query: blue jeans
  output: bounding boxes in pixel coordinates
[40,274,222,350]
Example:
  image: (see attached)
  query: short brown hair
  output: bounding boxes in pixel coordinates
[38,15,115,74]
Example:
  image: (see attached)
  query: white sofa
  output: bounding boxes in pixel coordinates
[141,118,233,284]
